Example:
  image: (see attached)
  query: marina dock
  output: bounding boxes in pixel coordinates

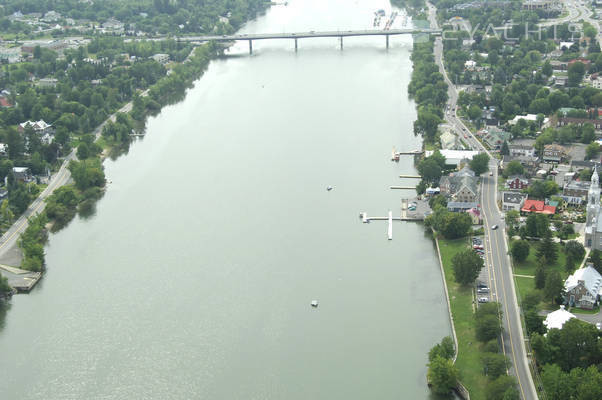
[390,186,415,190]
[399,174,421,178]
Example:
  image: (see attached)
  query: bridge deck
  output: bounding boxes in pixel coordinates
[178,29,441,42]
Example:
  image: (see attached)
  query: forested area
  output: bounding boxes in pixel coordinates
[0,0,269,35]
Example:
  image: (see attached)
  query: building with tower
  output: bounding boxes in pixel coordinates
[585,166,601,249]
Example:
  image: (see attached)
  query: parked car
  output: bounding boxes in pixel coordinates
[478,297,489,303]
[477,288,489,294]
[491,225,498,230]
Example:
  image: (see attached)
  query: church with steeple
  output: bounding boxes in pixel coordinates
[585,166,601,249]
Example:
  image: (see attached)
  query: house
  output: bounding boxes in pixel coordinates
[467,207,481,224]
[521,199,557,214]
[569,57,591,71]
[35,78,58,88]
[151,53,169,65]
[589,75,602,89]
[509,114,549,126]
[0,143,7,157]
[564,265,602,309]
[554,76,569,87]
[18,120,54,135]
[12,167,31,182]
[0,97,13,108]
[439,130,458,150]
[543,144,565,163]
[543,305,576,330]
[562,180,591,205]
[508,144,535,158]
[439,166,479,203]
[426,149,479,167]
[523,0,561,9]
[502,154,540,175]
[465,60,477,71]
[502,191,527,211]
[571,160,601,171]
[550,60,568,71]
[482,129,511,149]
[447,201,479,212]
[506,176,529,190]
[557,117,602,132]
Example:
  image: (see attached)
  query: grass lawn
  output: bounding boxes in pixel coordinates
[570,305,600,314]
[438,238,488,400]
[513,276,535,305]
[510,239,567,277]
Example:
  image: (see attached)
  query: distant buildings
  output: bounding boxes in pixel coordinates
[426,149,479,167]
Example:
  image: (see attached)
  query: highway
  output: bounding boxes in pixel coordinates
[426,3,538,399]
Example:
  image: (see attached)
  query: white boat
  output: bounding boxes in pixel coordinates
[311,300,319,308]
[327,186,333,191]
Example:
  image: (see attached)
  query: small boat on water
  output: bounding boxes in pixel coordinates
[327,186,333,191]
[391,147,400,162]
[311,300,319,308]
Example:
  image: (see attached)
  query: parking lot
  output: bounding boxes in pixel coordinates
[472,235,492,305]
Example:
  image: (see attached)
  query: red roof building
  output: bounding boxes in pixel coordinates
[521,199,556,214]
[0,97,12,108]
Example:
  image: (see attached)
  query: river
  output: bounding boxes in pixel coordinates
[0,1,452,399]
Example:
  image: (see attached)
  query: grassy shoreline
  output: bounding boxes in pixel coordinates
[436,236,488,399]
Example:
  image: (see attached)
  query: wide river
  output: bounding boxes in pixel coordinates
[0,1,452,398]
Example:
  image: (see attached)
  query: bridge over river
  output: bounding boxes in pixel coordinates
[177,28,442,53]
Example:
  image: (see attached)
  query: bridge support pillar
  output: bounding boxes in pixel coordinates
[386,34,389,49]
[294,38,298,52]
[340,36,343,50]
[249,39,253,55]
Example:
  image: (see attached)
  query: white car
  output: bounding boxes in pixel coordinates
[478,297,489,303]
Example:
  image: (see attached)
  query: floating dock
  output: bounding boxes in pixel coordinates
[399,174,421,178]
[390,186,415,190]
[388,211,393,240]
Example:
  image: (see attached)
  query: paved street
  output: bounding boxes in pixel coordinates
[427,3,538,399]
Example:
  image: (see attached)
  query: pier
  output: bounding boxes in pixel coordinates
[399,174,421,178]
[390,186,415,190]
[0,264,42,293]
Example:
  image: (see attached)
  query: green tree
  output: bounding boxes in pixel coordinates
[481,352,508,379]
[525,309,546,335]
[537,231,557,263]
[76,143,89,160]
[417,157,443,184]
[469,153,490,175]
[568,62,586,87]
[486,376,518,400]
[535,263,547,290]
[428,336,455,361]
[511,240,530,262]
[475,302,502,342]
[0,274,11,295]
[428,194,447,210]
[427,356,458,395]
[586,142,600,160]
[452,249,484,285]
[504,160,524,177]
[544,270,564,302]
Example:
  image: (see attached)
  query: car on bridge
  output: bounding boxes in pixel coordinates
[491,225,498,230]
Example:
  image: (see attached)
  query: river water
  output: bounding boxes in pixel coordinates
[0,1,452,399]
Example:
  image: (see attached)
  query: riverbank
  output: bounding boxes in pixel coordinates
[436,236,488,399]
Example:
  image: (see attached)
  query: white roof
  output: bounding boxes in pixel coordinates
[565,265,602,298]
[543,306,575,330]
[560,41,574,49]
[509,114,550,125]
[426,150,479,161]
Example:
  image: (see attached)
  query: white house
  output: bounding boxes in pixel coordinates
[564,265,602,309]
[425,149,479,167]
[543,305,575,330]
